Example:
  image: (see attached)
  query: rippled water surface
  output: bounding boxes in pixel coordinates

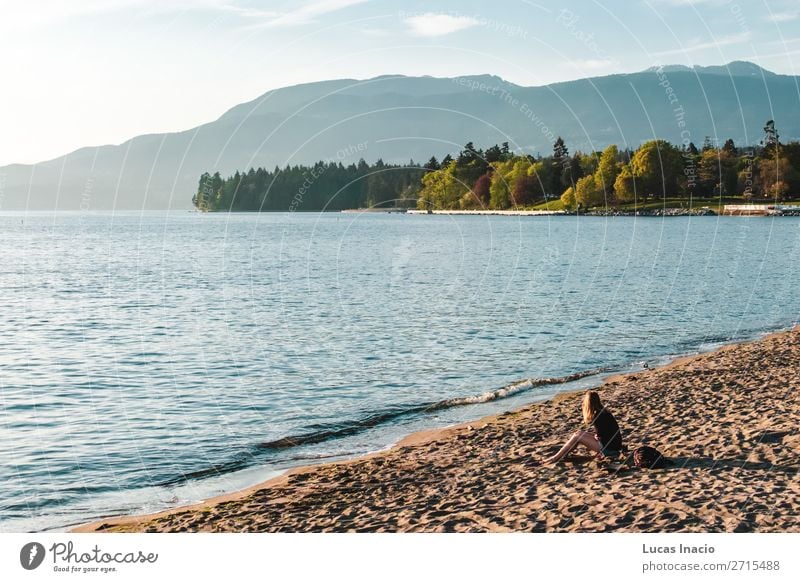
[1,211,798,531]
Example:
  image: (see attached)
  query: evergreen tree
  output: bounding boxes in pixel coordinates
[722,139,737,156]
[424,156,440,171]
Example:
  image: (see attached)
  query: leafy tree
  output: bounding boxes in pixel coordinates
[512,173,538,206]
[614,164,636,203]
[418,159,464,209]
[574,174,604,208]
[560,186,577,210]
[629,140,683,199]
[698,149,738,197]
[770,181,790,199]
[472,173,491,207]
[488,159,515,209]
[595,145,621,195]
[577,151,598,177]
[757,157,796,200]
[528,160,554,200]
[489,181,511,209]
[697,149,720,197]
[773,142,800,198]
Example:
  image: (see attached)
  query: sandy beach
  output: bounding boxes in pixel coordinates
[75,328,800,533]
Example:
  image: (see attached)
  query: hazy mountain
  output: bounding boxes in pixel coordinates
[1,62,797,210]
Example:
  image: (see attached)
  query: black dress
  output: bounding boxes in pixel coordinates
[592,409,623,455]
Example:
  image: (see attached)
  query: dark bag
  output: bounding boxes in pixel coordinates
[632,445,670,469]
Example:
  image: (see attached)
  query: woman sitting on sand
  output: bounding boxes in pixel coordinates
[544,390,623,464]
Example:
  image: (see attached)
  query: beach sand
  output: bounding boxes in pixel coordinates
[75,328,800,532]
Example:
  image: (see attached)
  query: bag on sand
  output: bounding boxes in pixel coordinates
[632,445,670,469]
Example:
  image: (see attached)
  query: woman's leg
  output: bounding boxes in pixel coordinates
[544,430,603,463]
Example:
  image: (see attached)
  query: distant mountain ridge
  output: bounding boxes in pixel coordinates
[644,61,778,77]
[1,61,798,210]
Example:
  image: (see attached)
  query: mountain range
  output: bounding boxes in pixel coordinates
[1,61,797,210]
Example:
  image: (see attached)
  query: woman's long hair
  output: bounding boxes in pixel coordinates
[581,390,603,426]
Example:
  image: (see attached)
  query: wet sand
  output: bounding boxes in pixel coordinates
[75,328,800,532]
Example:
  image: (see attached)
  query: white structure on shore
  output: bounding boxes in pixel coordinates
[406,209,565,216]
[722,204,795,216]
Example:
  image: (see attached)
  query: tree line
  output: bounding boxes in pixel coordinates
[194,134,800,212]
[193,159,423,211]
[418,136,799,211]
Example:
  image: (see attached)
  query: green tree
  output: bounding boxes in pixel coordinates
[424,156,440,171]
[722,138,737,156]
[574,174,604,208]
[614,164,636,203]
[417,160,465,209]
[488,159,515,209]
[561,186,577,210]
[595,145,621,196]
[553,137,568,162]
[698,149,738,197]
[528,160,553,200]
[629,140,683,199]
[484,144,503,163]
[697,149,720,197]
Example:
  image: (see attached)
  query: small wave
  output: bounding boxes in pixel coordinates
[430,368,609,409]
[257,406,423,450]
[157,452,256,486]
[258,366,610,451]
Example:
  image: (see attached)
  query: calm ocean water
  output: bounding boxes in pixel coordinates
[1,211,799,531]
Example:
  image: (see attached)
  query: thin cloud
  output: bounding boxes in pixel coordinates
[247,0,369,29]
[652,31,751,57]
[218,4,279,20]
[765,36,800,47]
[766,11,799,23]
[404,13,480,37]
[651,0,728,6]
[3,1,278,29]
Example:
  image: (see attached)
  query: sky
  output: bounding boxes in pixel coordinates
[1,0,798,166]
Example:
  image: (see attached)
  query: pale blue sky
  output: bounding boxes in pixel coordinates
[1,0,798,165]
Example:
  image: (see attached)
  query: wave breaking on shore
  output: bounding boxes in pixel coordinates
[155,367,609,487]
[258,367,611,451]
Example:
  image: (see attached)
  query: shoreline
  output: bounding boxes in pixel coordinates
[74,325,800,533]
